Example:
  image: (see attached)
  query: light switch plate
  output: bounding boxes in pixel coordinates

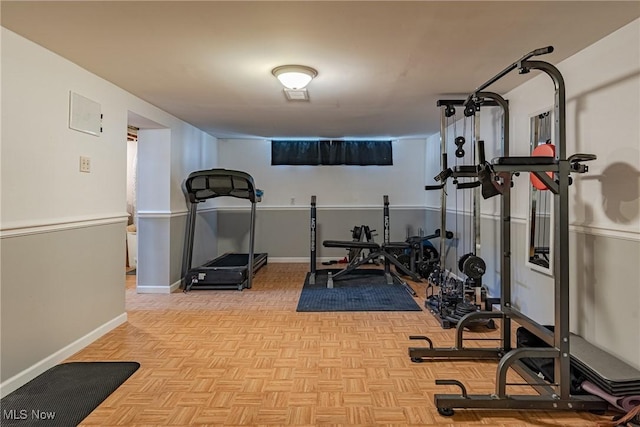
[80,156,91,173]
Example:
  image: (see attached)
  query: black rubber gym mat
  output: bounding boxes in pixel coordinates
[0,361,139,426]
[296,269,421,312]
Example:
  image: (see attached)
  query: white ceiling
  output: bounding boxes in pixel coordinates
[2,1,639,139]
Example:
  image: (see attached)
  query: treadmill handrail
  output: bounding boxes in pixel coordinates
[185,168,262,203]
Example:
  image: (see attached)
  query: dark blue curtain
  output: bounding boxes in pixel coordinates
[319,140,345,165]
[344,140,392,165]
[271,140,319,165]
[272,140,392,166]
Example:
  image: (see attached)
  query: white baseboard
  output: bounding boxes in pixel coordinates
[0,312,128,398]
[170,279,182,293]
[268,257,309,263]
[136,259,337,295]
[136,285,173,294]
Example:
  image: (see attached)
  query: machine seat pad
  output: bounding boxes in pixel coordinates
[492,156,555,165]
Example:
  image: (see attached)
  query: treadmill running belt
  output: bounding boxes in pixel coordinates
[206,253,263,267]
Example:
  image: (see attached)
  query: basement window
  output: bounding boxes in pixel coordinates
[271,140,392,166]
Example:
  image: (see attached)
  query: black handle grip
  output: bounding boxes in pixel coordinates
[478,140,486,164]
[425,184,444,191]
[532,46,554,56]
[457,181,481,189]
[434,168,452,182]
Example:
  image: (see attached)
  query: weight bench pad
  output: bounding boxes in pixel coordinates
[323,240,381,250]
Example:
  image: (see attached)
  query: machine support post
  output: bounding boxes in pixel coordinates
[439,105,448,272]
[181,200,199,289]
[309,195,317,285]
[383,195,391,275]
[247,201,257,289]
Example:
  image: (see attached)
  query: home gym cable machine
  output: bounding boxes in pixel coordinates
[409,46,607,415]
[424,96,503,329]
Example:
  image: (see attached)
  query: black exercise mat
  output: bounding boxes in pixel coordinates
[1,361,139,426]
[297,269,421,312]
[571,334,640,383]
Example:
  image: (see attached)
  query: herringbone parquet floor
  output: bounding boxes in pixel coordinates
[68,263,610,426]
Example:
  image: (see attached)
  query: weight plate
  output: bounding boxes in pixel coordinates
[423,245,439,262]
[458,253,472,272]
[462,255,486,279]
[351,226,362,240]
[397,254,411,269]
[418,261,434,279]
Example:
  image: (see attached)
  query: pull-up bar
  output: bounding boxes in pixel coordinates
[464,46,554,105]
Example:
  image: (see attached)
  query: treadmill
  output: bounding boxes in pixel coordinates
[181,169,268,291]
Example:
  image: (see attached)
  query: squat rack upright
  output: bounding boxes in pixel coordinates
[409,46,607,415]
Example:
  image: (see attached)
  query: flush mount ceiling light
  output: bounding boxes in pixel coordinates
[271,65,318,90]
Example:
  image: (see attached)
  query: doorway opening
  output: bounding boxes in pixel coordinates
[126,125,138,276]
